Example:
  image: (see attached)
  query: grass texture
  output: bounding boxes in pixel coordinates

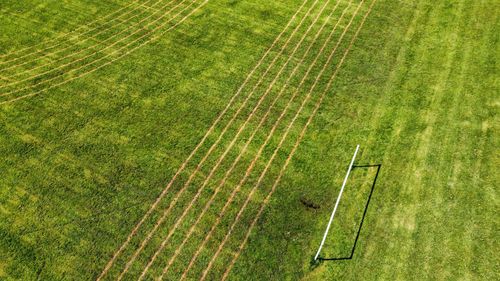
[0,0,497,280]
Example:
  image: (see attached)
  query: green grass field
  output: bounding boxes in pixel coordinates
[0,0,498,280]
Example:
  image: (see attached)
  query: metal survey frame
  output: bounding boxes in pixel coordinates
[314,144,360,261]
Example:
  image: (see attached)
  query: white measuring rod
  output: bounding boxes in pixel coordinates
[314,144,360,261]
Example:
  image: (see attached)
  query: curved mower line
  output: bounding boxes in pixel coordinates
[0,0,143,61]
[0,0,189,92]
[0,0,179,78]
[0,0,205,105]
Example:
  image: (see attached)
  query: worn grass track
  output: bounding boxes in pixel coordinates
[0,0,497,280]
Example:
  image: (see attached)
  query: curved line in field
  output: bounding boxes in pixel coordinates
[94,0,309,279]
[0,0,200,104]
[220,1,377,280]
[0,0,177,76]
[0,0,143,61]
[0,0,188,91]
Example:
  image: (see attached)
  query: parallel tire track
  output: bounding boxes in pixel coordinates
[195,1,368,279]
[163,1,351,279]
[138,0,340,279]
[114,0,322,278]
[95,1,309,279]
[177,0,359,279]
[220,1,377,280]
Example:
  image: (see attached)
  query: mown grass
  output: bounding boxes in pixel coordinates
[0,0,498,280]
